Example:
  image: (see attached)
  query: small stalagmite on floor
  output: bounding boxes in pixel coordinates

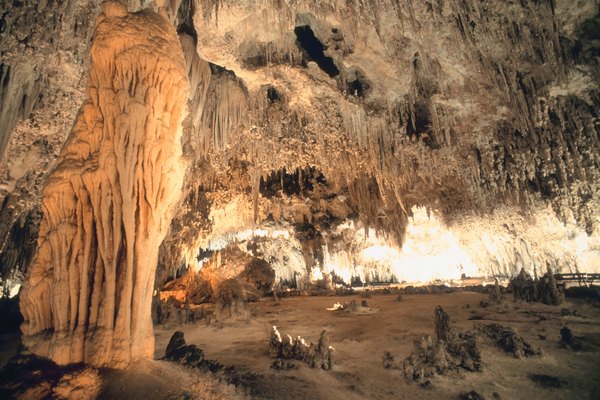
[401,306,482,382]
[509,268,564,305]
[270,326,335,370]
[477,323,540,358]
[19,1,189,368]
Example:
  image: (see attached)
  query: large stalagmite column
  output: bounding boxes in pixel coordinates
[19,1,189,368]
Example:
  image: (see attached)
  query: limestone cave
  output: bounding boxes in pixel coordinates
[0,0,599,399]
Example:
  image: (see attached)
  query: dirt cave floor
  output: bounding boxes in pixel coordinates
[153,291,600,400]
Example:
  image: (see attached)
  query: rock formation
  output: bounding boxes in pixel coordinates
[164,331,223,372]
[559,326,583,351]
[0,0,598,357]
[196,246,275,303]
[52,368,102,400]
[402,306,482,381]
[154,0,600,288]
[0,0,101,298]
[477,323,540,358]
[508,267,564,305]
[269,326,335,370]
[0,353,101,399]
[19,2,188,367]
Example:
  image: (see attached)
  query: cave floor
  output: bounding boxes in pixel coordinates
[154,292,600,400]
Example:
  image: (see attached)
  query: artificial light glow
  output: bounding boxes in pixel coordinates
[311,267,324,281]
[186,202,600,287]
[322,207,480,284]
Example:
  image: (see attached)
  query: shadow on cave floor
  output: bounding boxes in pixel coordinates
[97,359,243,400]
[0,295,23,369]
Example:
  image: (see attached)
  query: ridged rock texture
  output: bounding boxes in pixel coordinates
[0,1,599,300]
[19,2,188,367]
[158,0,600,284]
[0,0,102,296]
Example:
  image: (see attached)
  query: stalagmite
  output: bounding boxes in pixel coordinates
[19,1,189,368]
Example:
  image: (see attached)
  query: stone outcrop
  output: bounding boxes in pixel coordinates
[19,2,189,367]
[269,326,335,370]
[559,326,583,351]
[477,323,540,358]
[154,245,275,323]
[402,306,482,382]
[52,368,101,400]
[164,331,223,372]
[508,267,564,305]
[399,307,542,382]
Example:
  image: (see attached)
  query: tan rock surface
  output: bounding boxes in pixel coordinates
[19,3,189,367]
[53,367,101,400]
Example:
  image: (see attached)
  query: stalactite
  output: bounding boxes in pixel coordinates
[154,0,597,275]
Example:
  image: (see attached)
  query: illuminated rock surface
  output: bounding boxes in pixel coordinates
[18,2,188,367]
[0,0,597,389]
[0,0,598,296]
[156,0,600,286]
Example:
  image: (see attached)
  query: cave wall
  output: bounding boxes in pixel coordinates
[159,0,599,282]
[181,0,599,229]
[0,0,103,295]
[0,0,599,296]
[19,2,188,367]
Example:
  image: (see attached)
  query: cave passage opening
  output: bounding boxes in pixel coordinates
[294,25,340,77]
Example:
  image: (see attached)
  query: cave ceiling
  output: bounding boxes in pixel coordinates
[0,0,599,293]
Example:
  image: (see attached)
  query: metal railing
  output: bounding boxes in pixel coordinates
[554,273,600,287]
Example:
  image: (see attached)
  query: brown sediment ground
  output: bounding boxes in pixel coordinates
[154,292,600,400]
[97,358,244,400]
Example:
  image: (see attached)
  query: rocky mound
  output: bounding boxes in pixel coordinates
[269,326,335,370]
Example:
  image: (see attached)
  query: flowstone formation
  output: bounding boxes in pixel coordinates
[19,2,189,367]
